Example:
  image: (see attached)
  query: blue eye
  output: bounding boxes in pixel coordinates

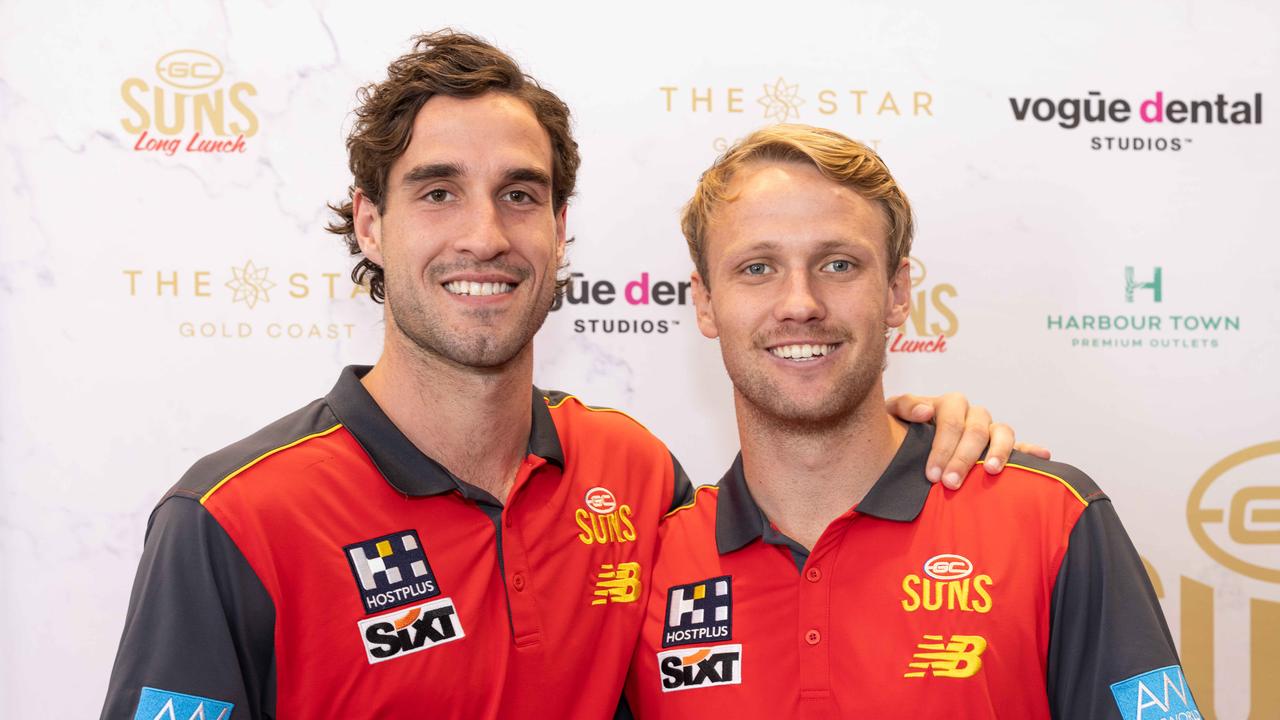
[744,263,771,275]
[824,259,853,272]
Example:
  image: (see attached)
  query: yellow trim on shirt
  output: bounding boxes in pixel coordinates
[199,423,344,504]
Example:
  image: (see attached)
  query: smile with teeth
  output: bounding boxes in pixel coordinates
[443,280,515,297]
[769,343,838,361]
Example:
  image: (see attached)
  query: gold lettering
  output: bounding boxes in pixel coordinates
[575,508,594,545]
[194,271,211,297]
[948,577,971,611]
[289,272,308,298]
[659,86,677,112]
[914,91,934,117]
[931,284,958,336]
[849,90,867,114]
[123,270,142,296]
[1252,597,1280,717]
[592,513,609,543]
[228,82,258,137]
[878,91,901,116]
[818,89,837,115]
[120,79,149,134]
[971,574,993,613]
[1182,576,1215,718]
[922,578,944,611]
[323,272,341,299]
[901,575,921,611]
[606,512,622,542]
[193,91,226,135]
[727,88,743,113]
[619,504,636,541]
[156,271,179,296]
[153,88,185,135]
[692,87,712,112]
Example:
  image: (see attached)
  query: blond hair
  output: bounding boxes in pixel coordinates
[682,124,913,285]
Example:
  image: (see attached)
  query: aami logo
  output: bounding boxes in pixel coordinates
[904,634,987,679]
[344,530,441,614]
[657,644,743,693]
[902,554,992,613]
[576,491,636,545]
[1109,665,1202,720]
[133,687,234,720]
[357,598,465,665]
[585,486,618,514]
[663,576,732,647]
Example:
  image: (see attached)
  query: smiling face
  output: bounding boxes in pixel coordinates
[693,160,910,426]
[354,92,566,369]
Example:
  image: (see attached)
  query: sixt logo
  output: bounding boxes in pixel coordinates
[657,644,743,692]
[904,634,987,679]
[1109,665,1201,720]
[902,554,992,613]
[357,598,465,665]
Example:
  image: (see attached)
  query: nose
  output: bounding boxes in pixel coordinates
[452,197,511,261]
[774,270,825,324]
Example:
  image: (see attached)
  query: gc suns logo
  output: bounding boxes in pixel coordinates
[657,644,743,692]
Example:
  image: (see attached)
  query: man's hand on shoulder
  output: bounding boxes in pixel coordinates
[886,393,1052,490]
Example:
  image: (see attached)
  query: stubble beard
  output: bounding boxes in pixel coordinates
[725,329,885,433]
[385,259,555,370]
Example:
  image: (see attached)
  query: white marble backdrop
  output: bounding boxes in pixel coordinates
[1,1,1277,717]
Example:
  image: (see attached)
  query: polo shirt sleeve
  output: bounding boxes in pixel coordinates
[101,497,276,720]
[1045,497,1196,719]
[667,452,695,514]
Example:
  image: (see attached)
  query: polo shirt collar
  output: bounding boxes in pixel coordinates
[715,421,936,555]
[325,365,565,497]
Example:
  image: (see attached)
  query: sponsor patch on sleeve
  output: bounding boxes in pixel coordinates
[662,575,732,648]
[344,529,440,614]
[133,687,234,720]
[1110,665,1201,720]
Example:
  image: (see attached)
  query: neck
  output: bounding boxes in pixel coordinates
[362,325,534,504]
[736,383,906,550]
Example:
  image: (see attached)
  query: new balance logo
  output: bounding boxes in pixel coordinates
[344,530,440,613]
[358,597,465,665]
[663,576,732,647]
[904,634,987,678]
[593,562,641,605]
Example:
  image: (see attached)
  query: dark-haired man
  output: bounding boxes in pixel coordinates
[102,32,1031,720]
[622,124,1194,719]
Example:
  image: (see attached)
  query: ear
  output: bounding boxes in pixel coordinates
[555,204,568,266]
[885,257,911,329]
[691,271,719,339]
[353,189,384,267]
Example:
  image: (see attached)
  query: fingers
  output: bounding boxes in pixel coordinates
[886,393,936,423]
[923,392,970,487]
[982,423,1015,474]
[940,405,993,489]
[1014,442,1052,460]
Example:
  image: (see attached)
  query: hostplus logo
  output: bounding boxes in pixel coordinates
[1044,266,1240,350]
[121,50,258,156]
[1010,89,1263,152]
[662,576,733,648]
[550,271,690,335]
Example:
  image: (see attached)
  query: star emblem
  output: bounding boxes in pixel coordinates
[757,77,805,123]
[225,260,276,309]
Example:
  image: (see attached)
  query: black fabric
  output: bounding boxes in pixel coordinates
[101,498,276,720]
[1046,498,1187,719]
[667,452,696,514]
[715,422,935,555]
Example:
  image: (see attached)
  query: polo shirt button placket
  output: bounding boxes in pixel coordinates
[805,567,822,583]
[805,629,821,645]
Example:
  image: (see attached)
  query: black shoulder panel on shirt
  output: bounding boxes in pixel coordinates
[1005,450,1109,504]
[101,497,277,720]
[161,397,339,506]
[668,452,696,514]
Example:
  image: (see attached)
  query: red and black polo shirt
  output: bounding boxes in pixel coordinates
[623,422,1195,719]
[102,365,691,720]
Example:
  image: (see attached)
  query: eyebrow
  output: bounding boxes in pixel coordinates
[400,163,552,190]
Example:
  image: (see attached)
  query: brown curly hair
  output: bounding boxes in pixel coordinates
[327,30,580,303]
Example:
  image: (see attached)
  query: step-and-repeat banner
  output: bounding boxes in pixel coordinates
[2,1,1276,717]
